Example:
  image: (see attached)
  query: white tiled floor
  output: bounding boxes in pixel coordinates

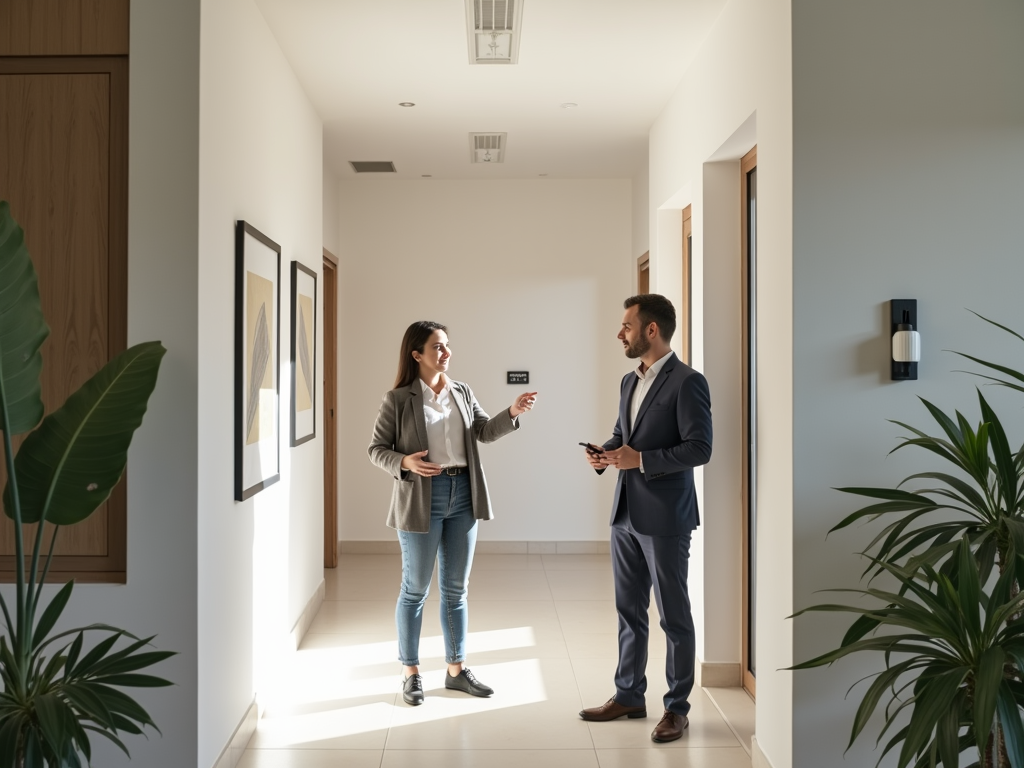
[239,553,753,768]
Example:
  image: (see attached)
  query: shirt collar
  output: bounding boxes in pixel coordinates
[635,350,673,381]
[419,377,450,401]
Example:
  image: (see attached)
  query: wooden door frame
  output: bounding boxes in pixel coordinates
[322,249,338,568]
[681,205,692,365]
[740,145,757,698]
[637,251,650,295]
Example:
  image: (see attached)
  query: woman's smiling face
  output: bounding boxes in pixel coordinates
[413,329,451,380]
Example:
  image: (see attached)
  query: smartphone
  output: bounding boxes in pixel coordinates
[579,442,604,455]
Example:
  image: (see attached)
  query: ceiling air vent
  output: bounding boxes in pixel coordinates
[349,161,397,173]
[469,133,506,164]
[465,0,523,64]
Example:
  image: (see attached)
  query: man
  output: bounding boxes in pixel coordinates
[579,293,713,743]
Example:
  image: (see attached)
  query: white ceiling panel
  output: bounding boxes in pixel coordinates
[255,0,728,179]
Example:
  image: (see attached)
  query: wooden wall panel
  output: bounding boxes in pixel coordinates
[0,0,129,56]
[0,58,128,581]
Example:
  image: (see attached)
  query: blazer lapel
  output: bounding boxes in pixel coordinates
[622,374,639,440]
[406,381,429,451]
[631,353,678,435]
[450,381,471,431]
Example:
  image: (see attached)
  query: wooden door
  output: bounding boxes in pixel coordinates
[740,145,757,698]
[322,250,338,568]
[0,4,129,582]
[637,252,650,295]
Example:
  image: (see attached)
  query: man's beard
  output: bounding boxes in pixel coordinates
[624,334,651,359]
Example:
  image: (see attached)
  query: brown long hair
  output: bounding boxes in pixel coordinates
[394,321,447,389]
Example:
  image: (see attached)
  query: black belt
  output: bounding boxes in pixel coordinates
[442,466,468,475]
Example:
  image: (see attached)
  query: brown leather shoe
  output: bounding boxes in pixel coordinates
[579,697,647,721]
[651,710,688,742]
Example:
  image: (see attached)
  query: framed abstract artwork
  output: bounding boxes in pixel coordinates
[235,220,281,501]
[290,261,317,446]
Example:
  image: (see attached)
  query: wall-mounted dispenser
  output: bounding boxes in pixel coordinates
[891,299,920,381]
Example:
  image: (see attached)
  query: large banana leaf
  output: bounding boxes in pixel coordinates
[0,200,49,435]
[2,341,166,525]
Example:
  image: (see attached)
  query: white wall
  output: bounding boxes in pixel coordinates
[790,3,1024,766]
[632,163,650,263]
[336,179,631,544]
[646,0,792,764]
[197,0,324,765]
[323,164,340,257]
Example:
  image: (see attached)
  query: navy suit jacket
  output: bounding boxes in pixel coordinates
[602,353,713,536]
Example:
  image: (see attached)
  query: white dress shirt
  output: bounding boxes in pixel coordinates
[629,350,673,473]
[420,378,468,467]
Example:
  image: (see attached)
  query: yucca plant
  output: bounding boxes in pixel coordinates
[791,537,1024,768]
[0,201,173,766]
[832,385,1024,587]
[952,312,1024,397]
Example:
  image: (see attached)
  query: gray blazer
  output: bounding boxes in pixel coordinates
[368,379,520,532]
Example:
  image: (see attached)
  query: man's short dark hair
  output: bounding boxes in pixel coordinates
[624,294,676,342]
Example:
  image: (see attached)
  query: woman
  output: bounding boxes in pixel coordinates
[368,321,537,706]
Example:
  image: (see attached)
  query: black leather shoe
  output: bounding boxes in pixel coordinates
[402,674,424,706]
[445,668,493,697]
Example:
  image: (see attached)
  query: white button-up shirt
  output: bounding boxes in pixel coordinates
[420,378,468,467]
[629,351,673,473]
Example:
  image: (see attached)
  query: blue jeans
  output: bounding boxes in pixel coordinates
[396,473,477,666]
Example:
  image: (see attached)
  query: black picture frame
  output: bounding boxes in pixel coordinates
[235,220,282,501]
[290,260,317,446]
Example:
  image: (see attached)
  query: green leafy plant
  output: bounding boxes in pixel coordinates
[792,538,1024,768]
[832,385,1024,586]
[0,201,172,766]
[792,314,1024,768]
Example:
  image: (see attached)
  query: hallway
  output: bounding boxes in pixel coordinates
[237,553,754,767]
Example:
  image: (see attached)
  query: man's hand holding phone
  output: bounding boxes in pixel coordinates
[579,442,607,470]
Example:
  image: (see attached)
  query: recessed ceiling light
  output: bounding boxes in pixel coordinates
[560,102,578,109]
[399,102,416,107]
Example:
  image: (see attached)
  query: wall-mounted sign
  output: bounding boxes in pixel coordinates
[507,371,529,385]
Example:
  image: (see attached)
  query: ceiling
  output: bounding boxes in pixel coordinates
[255,0,728,180]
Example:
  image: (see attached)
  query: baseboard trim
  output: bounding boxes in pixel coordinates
[339,540,610,555]
[210,697,257,768]
[290,578,325,650]
[752,735,775,768]
[698,660,741,687]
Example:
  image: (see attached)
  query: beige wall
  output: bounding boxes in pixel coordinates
[335,178,631,545]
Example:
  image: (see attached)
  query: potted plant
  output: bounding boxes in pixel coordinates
[0,201,173,766]
[791,317,1024,768]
